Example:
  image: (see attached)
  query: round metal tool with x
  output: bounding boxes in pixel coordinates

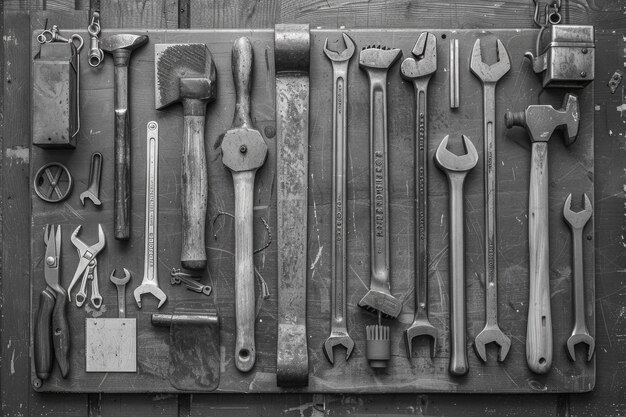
[34,162,73,203]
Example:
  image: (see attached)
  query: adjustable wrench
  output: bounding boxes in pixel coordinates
[322,33,356,365]
[221,37,268,372]
[469,38,512,363]
[563,193,594,361]
[400,32,439,358]
[133,122,167,309]
[358,44,403,320]
[434,135,478,376]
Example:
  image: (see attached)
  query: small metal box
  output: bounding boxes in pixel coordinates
[32,42,79,149]
[526,25,595,89]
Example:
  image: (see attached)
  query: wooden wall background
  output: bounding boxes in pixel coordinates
[1,0,625,415]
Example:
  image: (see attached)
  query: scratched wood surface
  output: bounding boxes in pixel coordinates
[28,27,594,394]
[3,0,626,415]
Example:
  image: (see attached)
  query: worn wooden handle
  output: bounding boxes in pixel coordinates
[233,170,256,372]
[526,142,552,374]
[180,114,208,270]
[114,68,131,241]
[34,290,55,380]
[231,37,253,129]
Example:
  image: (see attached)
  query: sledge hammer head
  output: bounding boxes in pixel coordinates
[155,43,217,115]
[101,34,148,66]
[505,93,579,146]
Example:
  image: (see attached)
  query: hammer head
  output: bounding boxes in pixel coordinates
[101,34,148,61]
[154,44,217,110]
[505,93,579,146]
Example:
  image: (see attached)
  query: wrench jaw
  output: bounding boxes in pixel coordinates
[133,285,167,309]
[566,333,595,362]
[563,193,593,228]
[469,38,511,82]
[404,322,438,358]
[322,335,355,365]
[359,45,402,70]
[109,268,131,286]
[79,191,101,207]
[473,327,512,362]
[323,33,355,62]
[400,32,437,80]
[434,135,479,172]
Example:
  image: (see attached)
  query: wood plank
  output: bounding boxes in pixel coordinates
[98,0,179,29]
[29,28,596,394]
[189,0,280,28]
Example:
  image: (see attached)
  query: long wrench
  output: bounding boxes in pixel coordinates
[400,32,439,358]
[358,44,403,320]
[434,135,478,376]
[133,122,167,309]
[322,33,356,365]
[469,38,512,363]
[221,37,268,373]
[563,193,594,361]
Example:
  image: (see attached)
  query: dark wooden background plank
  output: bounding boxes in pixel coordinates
[2,0,626,416]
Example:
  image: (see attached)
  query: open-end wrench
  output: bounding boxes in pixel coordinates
[170,268,213,296]
[470,38,512,363]
[322,32,356,365]
[80,152,103,206]
[134,122,167,309]
[563,193,594,362]
[400,32,439,358]
[221,37,268,373]
[434,135,478,376]
[358,44,403,320]
[110,268,131,318]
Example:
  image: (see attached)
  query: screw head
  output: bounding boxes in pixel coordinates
[46,256,55,266]
[582,48,588,54]
[580,71,587,78]
[239,145,247,154]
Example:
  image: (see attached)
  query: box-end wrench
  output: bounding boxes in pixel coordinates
[469,38,512,363]
[400,32,439,358]
[563,193,594,361]
[134,122,167,309]
[221,37,268,373]
[434,135,478,376]
[358,44,403,320]
[322,33,356,365]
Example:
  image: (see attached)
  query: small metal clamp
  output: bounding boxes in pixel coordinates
[87,12,104,67]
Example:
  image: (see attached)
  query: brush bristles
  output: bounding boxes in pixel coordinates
[366,325,390,341]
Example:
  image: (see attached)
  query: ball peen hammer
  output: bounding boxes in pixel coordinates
[505,93,579,374]
[100,34,148,241]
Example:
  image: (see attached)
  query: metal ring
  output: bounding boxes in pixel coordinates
[34,162,73,203]
[37,30,53,44]
[70,34,84,53]
[87,22,100,36]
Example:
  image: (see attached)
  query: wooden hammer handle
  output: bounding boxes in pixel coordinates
[231,37,253,129]
[180,114,208,270]
[114,65,131,240]
[233,170,256,372]
[526,142,553,374]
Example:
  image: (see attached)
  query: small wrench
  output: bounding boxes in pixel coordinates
[434,135,478,376]
[563,193,594,361]
[400,32,439,358]
[134,122,167,309]
[470,37,512,363]
[110,268,131,318]
[170,268,212,296]
[80,152,103,206]
[322,32,356,364]
[358,43,403,320]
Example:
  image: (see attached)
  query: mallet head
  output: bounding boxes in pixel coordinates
[505,93,579,145]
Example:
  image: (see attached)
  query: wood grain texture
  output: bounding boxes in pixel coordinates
[28,28,595,394]
[99,0,179,29]
[2,1,626,416]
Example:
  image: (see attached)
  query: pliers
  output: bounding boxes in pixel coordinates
[67,224,105,309]
[34,225,70,382]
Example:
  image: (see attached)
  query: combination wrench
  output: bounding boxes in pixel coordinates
[563,193,594,361]
[134,122,167,309]
[358,44,403,320]
[400,32,439,358]
[434,135,478,376]
[322,33,356,365]
[469,38,512,363]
